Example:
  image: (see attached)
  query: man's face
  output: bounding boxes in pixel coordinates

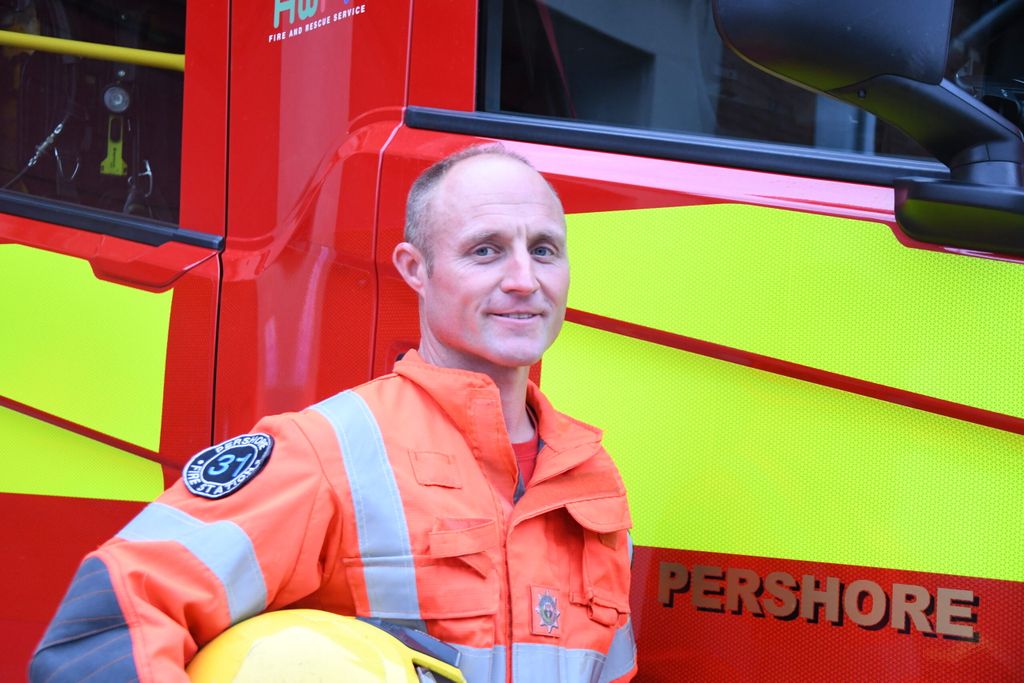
[414,155,569,376]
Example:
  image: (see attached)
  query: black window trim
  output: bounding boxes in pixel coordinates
[0,190,223,250]
[405,107,949,188]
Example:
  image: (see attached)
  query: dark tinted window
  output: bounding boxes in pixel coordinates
[0,1,185,223]
[482,0,1023,161]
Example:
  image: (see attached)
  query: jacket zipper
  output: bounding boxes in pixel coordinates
[504,521,514,682]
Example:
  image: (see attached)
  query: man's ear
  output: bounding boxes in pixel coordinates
[392,241,428,294]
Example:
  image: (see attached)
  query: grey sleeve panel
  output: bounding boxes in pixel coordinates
[29,556,139,682]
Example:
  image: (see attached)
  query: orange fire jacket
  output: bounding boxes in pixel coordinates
[31,351,636,683]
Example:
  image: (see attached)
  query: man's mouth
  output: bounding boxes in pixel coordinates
[493,313,538,319]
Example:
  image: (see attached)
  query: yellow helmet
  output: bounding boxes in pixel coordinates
[186,609,466,683]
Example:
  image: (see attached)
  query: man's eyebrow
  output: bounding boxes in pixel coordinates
[455,230,504,250]
[457,228,566,249]
[530,229,566,246]
[460,230,502,245]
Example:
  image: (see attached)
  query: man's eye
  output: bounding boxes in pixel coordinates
[473,246,496,257]
[532,246,554,257]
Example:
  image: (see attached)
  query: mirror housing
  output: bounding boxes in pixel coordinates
[712,0,951,92]
[713,0,1024,256]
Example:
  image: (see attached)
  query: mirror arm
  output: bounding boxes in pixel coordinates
[830,77,1024,187]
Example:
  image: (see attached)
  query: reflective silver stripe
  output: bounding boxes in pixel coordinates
[513,642,603,683]
[450,643,506,683]
[512,620,636,683]
[313,391,423,624]
[116,502,266,624]
[599,619,637,683]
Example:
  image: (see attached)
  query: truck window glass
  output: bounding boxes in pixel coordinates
[0,0,185,224]
[483,0,1022,162]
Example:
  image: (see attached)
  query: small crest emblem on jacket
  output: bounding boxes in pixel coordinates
[532,586,562,637]
[183,433,274,499]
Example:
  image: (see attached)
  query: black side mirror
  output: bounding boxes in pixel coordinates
[713,0,1024,256]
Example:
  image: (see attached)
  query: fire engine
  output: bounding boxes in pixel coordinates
[1,0,1021,679]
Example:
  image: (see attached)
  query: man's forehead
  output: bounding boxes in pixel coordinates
[419,153,566,246]
[441,155,560,204]
[443,199,567,242]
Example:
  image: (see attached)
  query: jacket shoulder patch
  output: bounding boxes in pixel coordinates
[183,433,274,499]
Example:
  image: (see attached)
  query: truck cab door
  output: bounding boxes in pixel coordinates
[0,1,228,675]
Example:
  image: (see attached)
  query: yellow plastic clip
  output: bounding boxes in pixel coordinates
[100,114,127,176]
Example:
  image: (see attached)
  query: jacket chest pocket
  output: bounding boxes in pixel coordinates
[566,495,632,627]
[419,517,500,619]
[343,517,500,621]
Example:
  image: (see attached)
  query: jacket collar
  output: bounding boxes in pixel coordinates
[392,350,604,485]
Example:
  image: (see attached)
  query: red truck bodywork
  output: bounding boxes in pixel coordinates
[3,1,1021,680]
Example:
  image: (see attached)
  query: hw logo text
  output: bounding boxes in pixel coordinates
[274,0,353,29]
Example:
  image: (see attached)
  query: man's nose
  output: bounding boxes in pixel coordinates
[501,248,539,293]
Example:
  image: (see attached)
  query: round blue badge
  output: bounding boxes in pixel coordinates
[183,433,274,499]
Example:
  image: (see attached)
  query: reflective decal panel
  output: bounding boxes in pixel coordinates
[564,204,1024,420]
[0,243,172,452]
[0,405,163,501]
[544,322,1024,582]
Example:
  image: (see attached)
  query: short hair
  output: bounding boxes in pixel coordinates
[403,144,558,268]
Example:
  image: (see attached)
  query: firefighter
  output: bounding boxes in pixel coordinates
[30,144,637,682]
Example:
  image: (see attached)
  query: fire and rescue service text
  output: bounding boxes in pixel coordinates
[269,1,366,43]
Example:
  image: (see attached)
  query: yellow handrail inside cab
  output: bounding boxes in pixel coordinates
[0,29,184,72]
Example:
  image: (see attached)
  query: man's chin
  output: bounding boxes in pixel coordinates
[484,348,545,371]
[493,350,544,370]
[446,334,554,373]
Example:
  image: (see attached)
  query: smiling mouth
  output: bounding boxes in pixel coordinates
[493,313,538,319]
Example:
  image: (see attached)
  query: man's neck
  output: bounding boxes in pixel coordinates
[416,342,535,442]
[496,373,534,443]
